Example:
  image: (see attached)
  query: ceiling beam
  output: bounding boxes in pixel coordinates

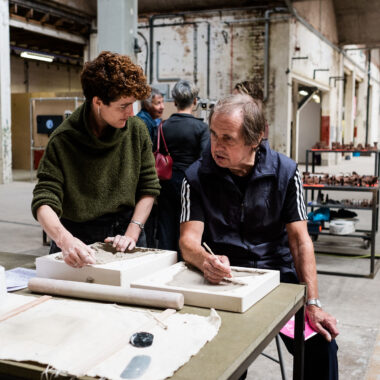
[9,16,86,45]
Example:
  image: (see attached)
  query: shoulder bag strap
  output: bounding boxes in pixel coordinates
[159,122,170,155]
[155,122,161,152]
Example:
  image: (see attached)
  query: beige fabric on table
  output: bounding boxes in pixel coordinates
[0,294,221,379]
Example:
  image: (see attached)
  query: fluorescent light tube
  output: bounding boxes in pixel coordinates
[20,51,54,62]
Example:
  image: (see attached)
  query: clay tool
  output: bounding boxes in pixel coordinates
[202,242,248,285]
[120,355,151,379]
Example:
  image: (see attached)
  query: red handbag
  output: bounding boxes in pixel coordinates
[154,122,173,180]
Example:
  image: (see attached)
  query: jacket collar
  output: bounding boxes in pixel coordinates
[169,113,204,121]
[199,139,278,180]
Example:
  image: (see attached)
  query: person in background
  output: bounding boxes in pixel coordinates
[156,79,209,253]
[137,87,165,247]
[180,94,339,380]
[32,51,160,268]
[233,78,268,139]
[137,87,165,142]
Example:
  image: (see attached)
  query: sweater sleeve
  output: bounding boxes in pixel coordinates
[31,139,64,220]
[135,119,161,199]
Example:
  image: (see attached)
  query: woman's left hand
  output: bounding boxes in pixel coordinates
[105,235,136,252]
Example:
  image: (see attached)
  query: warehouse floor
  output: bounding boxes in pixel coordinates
[1,160,380,379]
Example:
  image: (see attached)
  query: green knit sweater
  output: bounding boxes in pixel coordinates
[32,102,160,222]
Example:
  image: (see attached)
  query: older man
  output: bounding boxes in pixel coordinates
[179,94,339,380]
[137,87,165,142]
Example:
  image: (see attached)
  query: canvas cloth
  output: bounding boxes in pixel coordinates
[0,294,221,379]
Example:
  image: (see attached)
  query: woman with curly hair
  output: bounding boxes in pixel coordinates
[32,51,160,268]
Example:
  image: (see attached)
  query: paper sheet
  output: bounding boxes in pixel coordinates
[5,268,36,291]
[280,316,317,341]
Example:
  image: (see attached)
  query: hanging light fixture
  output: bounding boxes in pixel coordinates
[312,94,320,103]
[20,51,54,63]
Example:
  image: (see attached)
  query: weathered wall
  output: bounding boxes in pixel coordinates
[137,9,266,100]
[288,18,342,159]
[267,19,291,155]
[293,0,338,45]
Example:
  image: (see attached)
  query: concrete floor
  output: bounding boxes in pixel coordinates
[1,163,380,379]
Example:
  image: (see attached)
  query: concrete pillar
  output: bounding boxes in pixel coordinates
[97,0,137,60]
[356,78,366,144]
[0,0,12,184]
[343,71,355,144]
[369,83,379,143]
[268,20,291,155]
[84,20,99,62]
[336,53,344,144]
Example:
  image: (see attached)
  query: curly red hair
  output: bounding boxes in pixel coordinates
[81,51,151,104]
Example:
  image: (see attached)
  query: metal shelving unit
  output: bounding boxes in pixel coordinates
[304,149,380,278]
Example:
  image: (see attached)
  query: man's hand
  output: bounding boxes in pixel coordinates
[105,234,137,252]
[202,254,232,284]
[306,306,339,342]
[59,235,96,268]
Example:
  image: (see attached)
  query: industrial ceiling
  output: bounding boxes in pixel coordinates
[7,0,380,63]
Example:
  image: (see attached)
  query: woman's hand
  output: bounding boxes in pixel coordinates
[58,235,96,268]
[105,235,137,252]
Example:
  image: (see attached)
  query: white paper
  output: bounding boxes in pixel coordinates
[5,267,36,291]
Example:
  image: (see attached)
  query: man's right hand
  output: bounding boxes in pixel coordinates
[58,235,96,268]
[202,254,232,284]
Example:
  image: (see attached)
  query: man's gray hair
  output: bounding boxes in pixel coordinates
[141,87,163,109]
[209,94,266,146]
[171,80,199,110]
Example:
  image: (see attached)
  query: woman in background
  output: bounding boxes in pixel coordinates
[156,79,209,253]
[32,51,160,268]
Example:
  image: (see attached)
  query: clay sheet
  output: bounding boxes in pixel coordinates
[0,294,221,380]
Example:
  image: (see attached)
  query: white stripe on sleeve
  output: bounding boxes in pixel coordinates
[294,169,308,220]
[180,178,191,222]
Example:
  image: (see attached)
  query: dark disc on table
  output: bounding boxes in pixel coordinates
[130,332,154,347]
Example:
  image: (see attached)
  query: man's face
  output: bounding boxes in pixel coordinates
[148,95,164,119]
[210,110,257,174]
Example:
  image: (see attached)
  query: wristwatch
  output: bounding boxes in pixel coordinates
[130,220,145,230]
[306,298,322,308]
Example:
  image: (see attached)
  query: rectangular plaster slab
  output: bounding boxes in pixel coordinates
[36,244,177,287]
[131,262,280,313]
